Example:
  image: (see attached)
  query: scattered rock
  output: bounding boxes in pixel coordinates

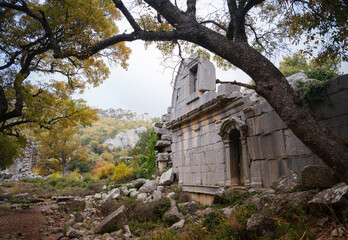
[152,190,162,201]
[52,196,74,203]
[260,190,317,213]
[167,192,176,199]
[55,233,64,240]
[75,212,84,223]
[133,178,146,188]
[331,227,346,238]
[163,200,183,222]
[159,168,174,186]
[95,205,129,233]
[178,201,199,215]
[317,217,329,227]
[275,170,299,193]
[157,186,164,192]
[123,225,132,238]
[13,193,30,199]
[94,193,102,200]
[169,219,185,229]
[106,188,120,200]
[67,228,83,238]
[221,206,236,217]
[301,165,339,189]
[309,182,348,206]
[139,180,158,193]
[137,193,148,202]
[51,204,59,210]
[129,189,139,197]
[213,187,226,204]
[246,214,277,237]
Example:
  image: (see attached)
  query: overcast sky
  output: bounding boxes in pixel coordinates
[76,41,252,117]
[76,40,348,118]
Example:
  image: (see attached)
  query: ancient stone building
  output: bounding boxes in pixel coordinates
[9,141,39,174]
[155,55,348,204]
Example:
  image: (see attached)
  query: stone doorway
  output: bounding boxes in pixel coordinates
[219,117,251,187]
[229,129,242,186]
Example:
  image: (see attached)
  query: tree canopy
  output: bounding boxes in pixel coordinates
[1,0,347,181]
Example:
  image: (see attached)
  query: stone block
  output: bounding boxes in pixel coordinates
[153,122,164,128]
[162,113,171,122]
[157,153,170,162]
[247,136,263,160]
[258,111,286,134]
[95,205,129,233]
[327,74,348,93]
[197,59,216,92]
[155,140,171,147]
[217,83,240,95]
[260,130,286,159]
[284,129,312,156]
[161,134,172,141]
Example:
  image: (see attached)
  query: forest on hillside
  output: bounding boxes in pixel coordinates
[25,108,161,182]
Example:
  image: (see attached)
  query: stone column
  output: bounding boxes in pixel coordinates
[223,139,231,186]
[240,137,251,187]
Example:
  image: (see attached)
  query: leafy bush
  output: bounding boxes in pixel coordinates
[49,172,62,179]
[91,161,115,179]
[112,162,133,181]
[67,169,82,180]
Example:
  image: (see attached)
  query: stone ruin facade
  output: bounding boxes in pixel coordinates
[155,55,348,204]
[9,141,39,174]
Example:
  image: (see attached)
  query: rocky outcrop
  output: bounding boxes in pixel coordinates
[104,127,147,149]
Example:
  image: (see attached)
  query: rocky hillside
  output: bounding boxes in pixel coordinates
[103,127,147,149]
[98,108,154,122]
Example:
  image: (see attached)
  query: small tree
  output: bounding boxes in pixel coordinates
[38,128,88,176]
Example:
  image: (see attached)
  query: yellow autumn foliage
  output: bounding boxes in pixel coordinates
[91,161,116,179]
[67,169,82,180]
[112,163,133,181]
[49,172,62,179]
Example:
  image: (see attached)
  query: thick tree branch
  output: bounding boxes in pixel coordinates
[186,0,196,18]
[112,0,141,32]
[216,79,256,90]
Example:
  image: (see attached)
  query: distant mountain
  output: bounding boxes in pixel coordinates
[97,108,154,122]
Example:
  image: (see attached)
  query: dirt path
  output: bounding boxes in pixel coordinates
[0,205,45,240]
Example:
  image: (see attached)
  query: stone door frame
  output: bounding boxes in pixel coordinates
[219,117,251,187]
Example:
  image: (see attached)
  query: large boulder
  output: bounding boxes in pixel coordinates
[301,165,339,189]
[275,170,299,193]
[94,205,129,233]
[133,178,146,188]
[159,168,174,186]
[308,182,348,206]
[139,180,158,193]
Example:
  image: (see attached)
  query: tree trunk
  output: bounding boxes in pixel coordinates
[184,25,348,182]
